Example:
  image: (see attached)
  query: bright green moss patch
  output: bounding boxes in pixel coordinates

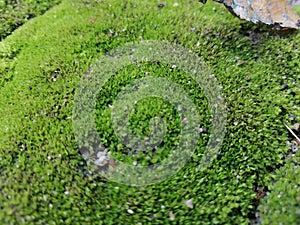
[94,61,211,167]
[0,0,299,224]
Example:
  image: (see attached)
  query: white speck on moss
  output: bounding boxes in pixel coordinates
[197,128,205,133]
[185,199,194,209]
[127,209,134,214]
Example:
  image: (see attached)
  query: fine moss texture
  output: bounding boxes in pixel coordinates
[0,0,299,224]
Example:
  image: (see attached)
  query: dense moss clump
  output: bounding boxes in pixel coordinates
[0,0,299,224]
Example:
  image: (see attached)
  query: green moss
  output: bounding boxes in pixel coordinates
[0,0,299,224]
[259,156,300,225]
[94,61,210,167]
[0,0,62,40]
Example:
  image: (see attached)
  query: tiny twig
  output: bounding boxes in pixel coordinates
[284,123,300,145]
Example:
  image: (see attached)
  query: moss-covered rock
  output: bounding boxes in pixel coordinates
[0,0,299,224]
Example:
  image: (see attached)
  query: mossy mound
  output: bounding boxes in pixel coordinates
[0,0,299,224]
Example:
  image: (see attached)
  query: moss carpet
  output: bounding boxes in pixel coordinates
[0,0,300,224]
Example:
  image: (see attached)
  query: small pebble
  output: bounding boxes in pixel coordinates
[182,118,188,124]
[289,114,297,121]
